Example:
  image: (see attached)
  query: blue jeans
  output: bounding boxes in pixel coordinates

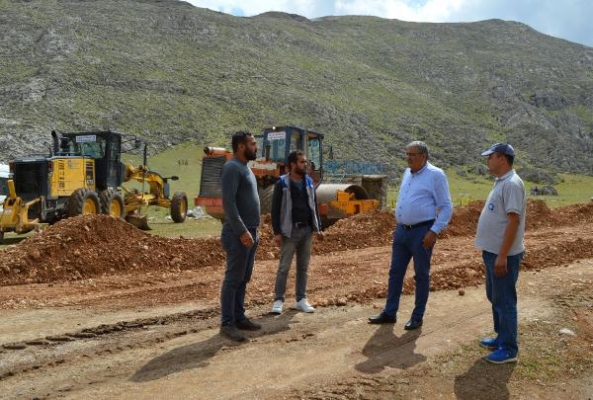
[220,225,259,326]
[274,226,313,302]
[483,251,522,356]
[384,223,433,319]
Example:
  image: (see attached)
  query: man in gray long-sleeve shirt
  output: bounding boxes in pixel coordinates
[219,131,261,342]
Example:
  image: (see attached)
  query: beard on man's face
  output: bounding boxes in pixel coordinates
[244,147,257,161]
[291,160,306,176]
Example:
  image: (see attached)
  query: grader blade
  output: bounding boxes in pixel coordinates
[125,214,151,230]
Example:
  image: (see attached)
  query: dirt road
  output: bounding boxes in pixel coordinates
[1,201,592,399]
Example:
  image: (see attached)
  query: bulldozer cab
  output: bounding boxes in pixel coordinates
[260,126,324,185]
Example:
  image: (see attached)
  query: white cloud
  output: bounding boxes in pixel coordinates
[334,0,467,21]
[189,0,326,18]
[185,0,593,47]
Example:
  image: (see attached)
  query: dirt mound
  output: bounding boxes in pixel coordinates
[315,209,395,252]
[444,200,483,237]
[525,199,557,230]
[444,199,587,235]
[549,201,593,224]
[0,215,225,286]
[2,200,592,286]
[254,210,396,259]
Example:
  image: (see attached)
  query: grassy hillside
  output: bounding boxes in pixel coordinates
[0,0,592,182]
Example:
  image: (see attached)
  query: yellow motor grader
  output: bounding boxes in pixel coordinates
[0,130,187,241]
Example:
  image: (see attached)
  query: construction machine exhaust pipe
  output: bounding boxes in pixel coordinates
[125,214,151,230]
[51,130,60,155]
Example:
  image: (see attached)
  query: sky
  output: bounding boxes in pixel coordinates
[185,0,592,48]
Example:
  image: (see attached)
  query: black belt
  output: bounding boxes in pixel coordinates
[400,219,434,230]
[293,221,310,228]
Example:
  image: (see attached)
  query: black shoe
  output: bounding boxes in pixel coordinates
[220,324,247,342]
[368,312,396,324]
[236,318,262,331]
[404,318,423,330]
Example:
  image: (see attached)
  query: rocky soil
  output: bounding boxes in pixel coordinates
[0,199,592,399]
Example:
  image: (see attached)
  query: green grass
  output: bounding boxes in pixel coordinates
[143,213,222,238]
[539,173,593,207]
[444,169,493,207]
[386,168,493,209]
[386,169,593,210]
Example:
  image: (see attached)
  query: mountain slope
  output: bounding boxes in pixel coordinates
[0,0,592,179]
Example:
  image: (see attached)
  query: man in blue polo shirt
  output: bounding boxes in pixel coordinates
[369,140,453,330]
[476,143,526,364]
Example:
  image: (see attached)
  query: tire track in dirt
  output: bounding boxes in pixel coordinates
[1,200,593,397]
[0,309,219,381]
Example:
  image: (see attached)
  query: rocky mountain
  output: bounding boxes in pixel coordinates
[1,0,592,180]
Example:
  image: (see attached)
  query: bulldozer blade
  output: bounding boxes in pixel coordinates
[125,214,151,230]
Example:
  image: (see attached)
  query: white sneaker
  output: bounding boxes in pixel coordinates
[295,298,315,313]
[271,300,284,314]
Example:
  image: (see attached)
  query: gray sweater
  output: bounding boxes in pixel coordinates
[221,157,261,235]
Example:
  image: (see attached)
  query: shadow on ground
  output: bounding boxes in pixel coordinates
[454,358,516,400]
[131,311,297,382]
[355,324,426,373]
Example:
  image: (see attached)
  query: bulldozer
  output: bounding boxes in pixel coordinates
[0,130,188,241]
[195,125,386,227]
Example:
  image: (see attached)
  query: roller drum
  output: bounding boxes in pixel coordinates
[315,184,370,204]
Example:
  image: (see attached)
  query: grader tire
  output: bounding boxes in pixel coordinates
[170,192,188,223]
[68,188,100,217]
[99,189,125,219]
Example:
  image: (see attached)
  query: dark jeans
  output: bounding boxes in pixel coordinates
[384,223,433,319]
[220,225,259,326]
[483,250,522,356]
